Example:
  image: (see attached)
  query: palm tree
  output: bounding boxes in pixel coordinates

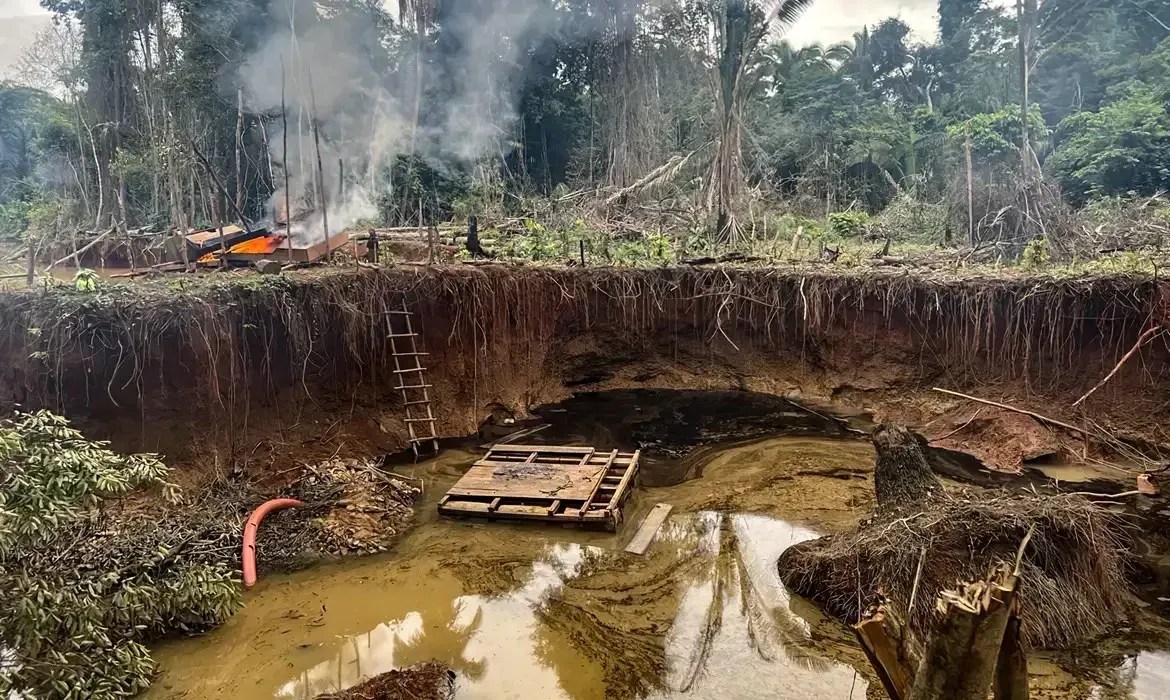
[828,27,876,93]
[707,0,817,245]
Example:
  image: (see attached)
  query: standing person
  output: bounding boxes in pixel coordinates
[366,228,380,263]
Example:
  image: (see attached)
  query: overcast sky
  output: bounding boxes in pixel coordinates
[1,0,953,43]
[0,0,47,18]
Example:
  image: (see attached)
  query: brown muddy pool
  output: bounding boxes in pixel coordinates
[146,434,1169,699]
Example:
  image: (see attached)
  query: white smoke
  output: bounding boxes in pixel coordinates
[237,0,566,243]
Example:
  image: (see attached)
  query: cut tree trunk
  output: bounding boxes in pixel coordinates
[907,568,1019,700]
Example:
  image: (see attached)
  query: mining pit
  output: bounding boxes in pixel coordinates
[5,266,1170,698]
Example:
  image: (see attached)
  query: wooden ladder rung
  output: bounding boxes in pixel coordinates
[387,310,414,315]
[388,332,419,338]
[396,384,433,390]
[404,417,436,423]
[404,399,431,406]
[392,352,430,357]
[394,367,428,373]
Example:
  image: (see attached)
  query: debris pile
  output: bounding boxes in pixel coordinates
[314,663,455,700]
[295,458,420,556]
[778,424,1133,649]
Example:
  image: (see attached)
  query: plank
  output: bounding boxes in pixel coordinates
[604,449,641,511]
[446,463,603,500]
[624,503,673,555]
[488,444,596,455]
[577,450,619,518]
[479,423,551,449]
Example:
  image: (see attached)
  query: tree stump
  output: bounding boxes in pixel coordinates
[873,424,941,511]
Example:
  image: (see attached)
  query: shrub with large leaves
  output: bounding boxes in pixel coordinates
[0,411,241,699]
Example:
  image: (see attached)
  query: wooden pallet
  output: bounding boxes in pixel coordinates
[387,303,438,457]
[438,444,640,531]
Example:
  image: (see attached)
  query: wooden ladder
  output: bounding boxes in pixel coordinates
[577,450,627,519]
[387,303,439,458]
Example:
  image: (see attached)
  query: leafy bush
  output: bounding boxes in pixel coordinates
[0,411,241,699]
[871,196,949,244]
[1049,87,1170,204]
[828,211,872,238]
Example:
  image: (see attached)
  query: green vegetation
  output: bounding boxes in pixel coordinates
[0,0,1165,268]
[0,411,240,699]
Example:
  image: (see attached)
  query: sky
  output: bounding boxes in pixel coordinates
[0,0,47,18]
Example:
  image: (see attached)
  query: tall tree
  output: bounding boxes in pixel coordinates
[709,0,815,243]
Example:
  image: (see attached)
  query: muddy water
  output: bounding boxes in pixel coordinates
[147,427,1169,699]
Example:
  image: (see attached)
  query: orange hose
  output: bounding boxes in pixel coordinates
[242,498,303,589]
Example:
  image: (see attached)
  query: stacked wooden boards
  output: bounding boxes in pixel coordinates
[438,444,640,531]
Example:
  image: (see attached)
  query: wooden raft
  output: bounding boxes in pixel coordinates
[438,445,640,531]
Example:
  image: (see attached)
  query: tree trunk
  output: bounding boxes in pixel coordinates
[907,572,1019,700]
[235,86,245,215]
[872,424,942,511]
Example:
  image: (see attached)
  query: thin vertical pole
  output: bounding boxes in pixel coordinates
[281,56,293,263]
[307,66,330,262]
[965,125,975,246]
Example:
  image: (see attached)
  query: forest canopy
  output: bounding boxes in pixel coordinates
[0,0,1168,258]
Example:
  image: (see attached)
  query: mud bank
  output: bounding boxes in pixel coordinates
[0,266,1164,476]
[144,433,1170,700]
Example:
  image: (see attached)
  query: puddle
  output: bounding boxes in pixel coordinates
[145,436,873,699]
[144,400,1170,700]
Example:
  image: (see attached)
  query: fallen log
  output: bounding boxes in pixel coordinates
[45,228,113,272]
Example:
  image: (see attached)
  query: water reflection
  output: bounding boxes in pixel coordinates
[255,512,865,700]
[275,543,595,699]
[649,513,865,699]
[1088,651,1170,699]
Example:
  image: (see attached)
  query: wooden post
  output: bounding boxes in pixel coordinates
[235,86,244,215]
[25,236,36,286]
[281,55,292,264]
[428,226,436,265]
[213,194,226,268]
[579,239,585,266]
[307,66,330,262]
[965,125,975,245]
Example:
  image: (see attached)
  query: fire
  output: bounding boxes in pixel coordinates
[228,235,286,255]
[196,234,289,264]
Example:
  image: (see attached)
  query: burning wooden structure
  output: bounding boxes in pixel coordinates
[165,225,267,264]
[439,445,640,531]
[196,229,350,266]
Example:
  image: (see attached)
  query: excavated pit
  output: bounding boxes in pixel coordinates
[141,389,1169,700]
[3,266,1170,698]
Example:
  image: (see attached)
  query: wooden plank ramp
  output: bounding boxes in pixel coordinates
[439,445,640,532]
[624,503,673,555]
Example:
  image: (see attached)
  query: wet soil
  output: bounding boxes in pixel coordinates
[144,390,1170,700]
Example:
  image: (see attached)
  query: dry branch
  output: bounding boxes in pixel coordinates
[44,228,112,271]
[1073,325,1164,407]
[932,387,1088,437]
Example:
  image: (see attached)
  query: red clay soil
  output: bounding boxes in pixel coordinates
[927,407,1065,473]
[314,663,455,700]
[1,266,1165,485]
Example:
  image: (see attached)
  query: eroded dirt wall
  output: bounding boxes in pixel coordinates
[0,267,1164,467]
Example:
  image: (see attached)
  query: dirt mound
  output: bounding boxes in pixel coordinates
[314,662,455,700]
[777,424,1133,650]
[777,490,1133,649]
[299,458,420,555]
[928,408,1063,473]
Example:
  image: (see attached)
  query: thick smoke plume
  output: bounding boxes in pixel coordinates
[237,0,568,243]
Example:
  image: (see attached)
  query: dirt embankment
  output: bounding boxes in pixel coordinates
[0,266,1164,480]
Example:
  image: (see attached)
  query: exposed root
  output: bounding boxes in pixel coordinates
[777,491,1133,649]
